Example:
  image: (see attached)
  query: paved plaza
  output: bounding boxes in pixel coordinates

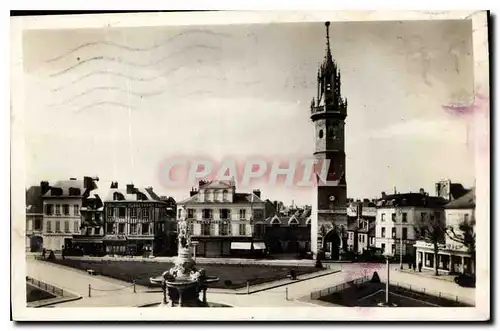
[25,256,475,308]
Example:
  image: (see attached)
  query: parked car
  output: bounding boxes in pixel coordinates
[454,273,476,288]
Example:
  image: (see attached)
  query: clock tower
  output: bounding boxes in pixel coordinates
[310,22,348,260]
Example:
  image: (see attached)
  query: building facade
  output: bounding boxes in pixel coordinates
[415,187,475,274]
[346,200,377,255]
[103,182,169,256]
[264,205,312,255]
[177,180,266,258]
[310,21,349,260]
[26,185,47,252]
[42,178,98,251]
[374,190,446,260]
[72,189,105,255]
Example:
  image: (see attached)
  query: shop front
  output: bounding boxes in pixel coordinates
[103,235,127,255]
[415,241,473,275]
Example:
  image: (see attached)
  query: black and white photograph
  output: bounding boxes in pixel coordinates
[10,10,490,321]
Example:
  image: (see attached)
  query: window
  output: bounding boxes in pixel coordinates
[425,252,434,268]
[74,221,79,233]
[95,227,101,235]
[391,244,396,255]
[381,227,386,238]
[45,204,53,215]
[220,209,230,220]
[381,243,386,253]
[202,209,212,220]
[108,208,114,217]
[202,223,211,235]
[34,219,42,230]
[421,213,426,222]
[177,209,181,218]
[142,223,149,235]
[206,190,213,201]
[118,223,125,234]
[239,224,246,236]
[402,227,408,240]
[131,208,137,218]
[349,232,353,240]
[119,207,126,218]
[143,208,150,219]
[55,221,61,233]
[239,209,246,220]
[464,213,469,222]
[223,190,229,201]
[402,213,408,222]
[391,213,396,222]
[187,209,194,219]
[253,209,264,221]
[391,228,396,239]
[63,204,70,215]
[46,221,52,232]
[220,223,230,236]
[319,129,324,139]
[381,213,385,222]
[64,221,70,233]
[106,223,114,234]
[55,204,61,215]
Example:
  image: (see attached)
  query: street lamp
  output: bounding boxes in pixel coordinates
[395,205,403,270]
[383,252,393,305]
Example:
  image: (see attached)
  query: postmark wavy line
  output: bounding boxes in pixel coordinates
[69,101,136,113]
[44,29,232,63]
[47,86,167,107]
[49,60,225,93]
[47,44,221,77]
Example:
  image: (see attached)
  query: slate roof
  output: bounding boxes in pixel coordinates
[449,183,469,200]
[104,186,164,203]
[178,191,264,205]
[26,186,43,213]
[445,188,475,209]
[265,215,311,226]
[43,179,85,198]
[376,193,447,208]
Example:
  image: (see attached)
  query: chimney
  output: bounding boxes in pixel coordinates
[189,187,198,197]
[419,188,425,195]
[253,189,261,198]
[381,192,387,199]
[126,184,135,194]
[110,181,118,189]
[40,181,51,195]
[70,177,77,180]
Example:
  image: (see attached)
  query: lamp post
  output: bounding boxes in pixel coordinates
[395,205,403,270]
[384,253,392,305]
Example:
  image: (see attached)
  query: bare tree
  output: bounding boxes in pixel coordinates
[445,218,476,275]
[414,211,444,276]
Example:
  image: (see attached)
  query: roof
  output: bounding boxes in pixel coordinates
[376,193,447,208]
[449,183,469,200]
[199,180,235,190]
[445,188,475,209]
[26,186,43,213]
[104,187,165,203]
[43,179,85,198]
[178,191,264,205]
[265,215,311,226]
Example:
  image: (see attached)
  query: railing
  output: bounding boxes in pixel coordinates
[310,275,371,300]
[26,276,65,297]
[389,280,474,306]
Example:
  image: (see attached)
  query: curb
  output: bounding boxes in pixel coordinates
[29,295,83,308]
[212,269,341,295]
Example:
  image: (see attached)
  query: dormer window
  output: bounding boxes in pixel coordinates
[223,190,228,202]
[113,192,125,201]
[207,190,213,202]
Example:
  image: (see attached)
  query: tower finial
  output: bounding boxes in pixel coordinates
[325,21,331,57]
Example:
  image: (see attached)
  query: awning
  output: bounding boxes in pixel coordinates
[73,237,104,244]
[252,242,266,250]
[231,242,252,250]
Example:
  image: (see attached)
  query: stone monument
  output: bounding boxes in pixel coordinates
[150,219,219,307]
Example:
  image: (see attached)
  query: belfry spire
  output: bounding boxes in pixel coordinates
[325,21,332,61]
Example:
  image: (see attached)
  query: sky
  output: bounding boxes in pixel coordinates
[22,19,476,205]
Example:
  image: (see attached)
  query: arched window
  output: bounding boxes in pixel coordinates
[222,190,228,202]
[113,192,124,201]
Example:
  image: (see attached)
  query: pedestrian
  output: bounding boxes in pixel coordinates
[42,248,46,259]
[418,262,423,272]
[408,262,412,269]
[412,262,416,271]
